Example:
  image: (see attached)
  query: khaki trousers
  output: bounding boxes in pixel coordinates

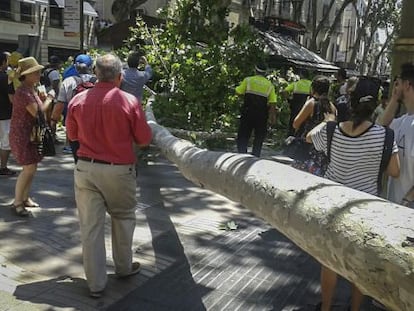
[74,160,137,292]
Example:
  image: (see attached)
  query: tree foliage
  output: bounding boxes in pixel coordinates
[123,0,267,132]
[349,0,401,72]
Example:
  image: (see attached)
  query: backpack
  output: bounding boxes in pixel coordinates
[326,122,394,193]
[72,76,97,98]
[287,100,334,176]
[40,68,56,88]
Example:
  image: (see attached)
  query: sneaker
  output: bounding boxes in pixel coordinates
[62,146,72,153]
[116,261,141,278]
[0,167,16,176]
[89,290,104,298]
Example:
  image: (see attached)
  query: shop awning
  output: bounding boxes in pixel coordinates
[18,0,49,4]
[261,31,339,72]
[52,0,65,8]
[83,1,98,17]
[49,0,98,17]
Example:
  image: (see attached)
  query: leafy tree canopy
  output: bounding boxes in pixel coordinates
[122,0,268,132]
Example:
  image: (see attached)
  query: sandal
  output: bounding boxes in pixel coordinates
[23,198,40,207]
[11,203,30,217]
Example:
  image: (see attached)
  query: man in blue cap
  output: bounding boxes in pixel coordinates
[51,54,96,160]
[62,53,94,79]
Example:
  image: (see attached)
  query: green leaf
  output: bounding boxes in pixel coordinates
[227,221,238,230]
[218,220,238,231]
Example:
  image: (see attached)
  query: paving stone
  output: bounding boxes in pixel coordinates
[0,147,385,311]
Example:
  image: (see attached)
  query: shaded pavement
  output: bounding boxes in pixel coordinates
[0,134,382,310]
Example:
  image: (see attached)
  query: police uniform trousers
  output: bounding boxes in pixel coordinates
[237,104,268,157]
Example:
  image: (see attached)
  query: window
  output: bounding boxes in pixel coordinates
[0,0,11,20]
[282,0,290,11]
[49,0,63,27]
[20,2,34,23]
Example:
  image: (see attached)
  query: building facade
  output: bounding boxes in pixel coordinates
[249,0,368,70]
[0,0,98,64]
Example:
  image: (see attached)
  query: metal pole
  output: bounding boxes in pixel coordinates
[344,18,351,67]
[80,0,84,52]
[36,3,41,59]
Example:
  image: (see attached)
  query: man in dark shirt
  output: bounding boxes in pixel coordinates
[0,52,16,175]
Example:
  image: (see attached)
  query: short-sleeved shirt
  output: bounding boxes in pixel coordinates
[335,94,351,122]
[66,82,152,164]
[57,74,95,104]
[285,79,312,95]
[235,75,277,104]
[121,65,153,102]
[46,69,60,94]
[48,69,60,84]
[0,71,14,120]
[388,114,414,203]
[311,123,398,196]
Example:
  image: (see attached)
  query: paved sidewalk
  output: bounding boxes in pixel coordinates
[0,140,381,310]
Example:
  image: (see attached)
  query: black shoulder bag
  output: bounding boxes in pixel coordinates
[30,109,56,157]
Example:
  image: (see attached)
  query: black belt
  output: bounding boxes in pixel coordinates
[78,156,120,165]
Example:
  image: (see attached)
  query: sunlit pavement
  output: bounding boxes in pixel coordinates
[0,131,382,311]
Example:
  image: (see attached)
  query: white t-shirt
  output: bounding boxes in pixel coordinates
[388,114,414,203]
[312,123,398,196]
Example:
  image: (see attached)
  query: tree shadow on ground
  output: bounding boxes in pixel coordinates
[2,146,386,311]
[107,157,209,311]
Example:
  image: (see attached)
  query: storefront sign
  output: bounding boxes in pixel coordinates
[64,0,80,37]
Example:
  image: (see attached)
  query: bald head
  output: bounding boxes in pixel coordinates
[95,54,122,82]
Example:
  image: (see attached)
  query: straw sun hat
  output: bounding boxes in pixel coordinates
[17,57,44,76]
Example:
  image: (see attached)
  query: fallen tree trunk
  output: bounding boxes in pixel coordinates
[145,99,414,311]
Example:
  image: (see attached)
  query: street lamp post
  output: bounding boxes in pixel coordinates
[80,0,84,52]
[344,18,351,67]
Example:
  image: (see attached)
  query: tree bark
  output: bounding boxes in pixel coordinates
[145,98,414,311]
[308,0,318,51]
[349,0,373,69]
[359,30,376,75]
[320,0,354,59]
[309,0,335,53]
[371,29,394,75]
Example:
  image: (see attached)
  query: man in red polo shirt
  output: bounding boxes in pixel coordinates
[66,53,152,298]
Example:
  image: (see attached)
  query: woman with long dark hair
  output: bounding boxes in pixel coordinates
[291,75,337,175]
[306,79,400,311]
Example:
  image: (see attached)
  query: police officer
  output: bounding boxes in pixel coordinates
[284,69,312,136]
[235,63,277,157]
